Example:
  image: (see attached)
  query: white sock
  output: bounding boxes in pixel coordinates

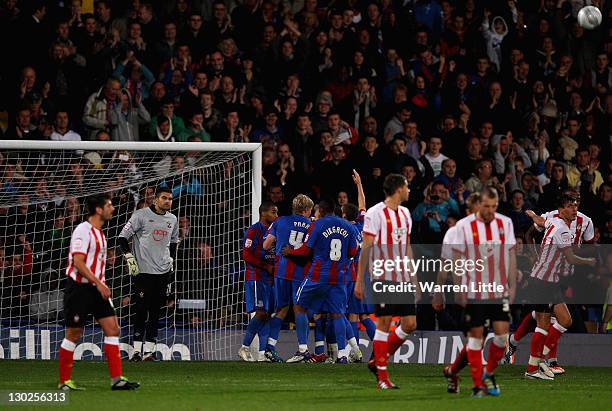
[133,341,143,353]
[267,337,277,347]
[298,344,308,353]
[339,347,350,358]
[330,343,338,357]
[241,344,249,349]
[348,337,359,350]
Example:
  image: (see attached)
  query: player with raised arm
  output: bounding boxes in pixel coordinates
[118,187,179,362]
[355,173,418,390]
[58,194,139,391]
[283,199,358,364]
[239,202,278,362]
[343,170,376,362]
[505,191,594,374]
[523,194,596,380]
[451,187,517,397]
[262,194,314,362]
[433,192,482,394]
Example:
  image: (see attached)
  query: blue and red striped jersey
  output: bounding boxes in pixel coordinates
[348,209,366,282]
[268,214,311,281]
[304,215,358,285]
[242,221,274,282]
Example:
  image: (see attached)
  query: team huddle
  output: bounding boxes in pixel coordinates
[240,172,596,395]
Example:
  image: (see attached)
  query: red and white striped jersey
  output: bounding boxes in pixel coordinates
[363,202,412,244]
[535,210,594,244]
[535,210,594,276]
[453,213,516,300]
[363,202,412,282]
[530,217,572,283]
[441,225,458,260]
[66,221,108,284]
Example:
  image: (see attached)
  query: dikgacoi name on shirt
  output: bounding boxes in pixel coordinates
[322,226,349,238]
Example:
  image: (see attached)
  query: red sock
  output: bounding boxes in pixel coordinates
[373,330,389,381]
[514,312,536,342]
[104,337,122,379]
[450,347,468,375]
[466,348,483,387]
[485,340,506,374]
[387,328,408,356]
[58,339,76,384]
[527,328,547,372]
[544,324,565,360]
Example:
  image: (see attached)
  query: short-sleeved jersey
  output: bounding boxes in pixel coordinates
[453,213,516,300]
[363,202,412,244]
[66,221,107,284]
[530,217,572,283]
[243,221,275,282]
[268,214,311,281]
[535,210,594,276]
[305,215,358,285]
[535,210,594,244]
[119,206,179,274]
[363,202,412,282]
[441,225,458,260]
[348,210,366,282]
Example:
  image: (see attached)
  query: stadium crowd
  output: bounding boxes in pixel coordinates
[0,0,610,332]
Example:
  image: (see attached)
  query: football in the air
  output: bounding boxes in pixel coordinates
[577,6,602,30]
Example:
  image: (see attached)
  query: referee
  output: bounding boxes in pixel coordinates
[119,187,179,361]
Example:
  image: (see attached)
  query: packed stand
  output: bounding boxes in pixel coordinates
[0,0,610,331]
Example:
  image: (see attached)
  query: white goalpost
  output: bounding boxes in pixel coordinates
[0,140,261,361]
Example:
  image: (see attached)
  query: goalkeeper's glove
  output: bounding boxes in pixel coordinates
[124,253,140,276]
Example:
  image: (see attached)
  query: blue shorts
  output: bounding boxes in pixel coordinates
[295,278,346,314]
[274,277,301,310]
[346,281,373,314]
[245,280,274,313]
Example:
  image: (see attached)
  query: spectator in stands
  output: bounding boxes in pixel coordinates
[413,181,459,242]
[82,77,121,140]
[507,190,531,234]
[568,147,604,195]
[465,159,496,194]
[422,136,448,177]
[148,97,185,140]
[50,110,81,141]
[108,88,151,141]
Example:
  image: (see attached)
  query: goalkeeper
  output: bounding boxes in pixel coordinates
[118,187,179,361]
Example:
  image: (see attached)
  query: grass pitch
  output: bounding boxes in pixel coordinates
[1,361,611,410]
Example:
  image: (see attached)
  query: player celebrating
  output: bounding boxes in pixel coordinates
[506,191,594,373]
[262,194,314,362]
[523,194,596,380]
[343,170,375,362]
[239,202,278,362]
[451,187,517,397]
[119,187,179,362]
[283,199,358,363]
[355,173,418,390]
[433,192,482,394]
[59,194,139,391]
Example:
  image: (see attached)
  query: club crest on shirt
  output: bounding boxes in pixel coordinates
[392,227,407,242]
[245,239,253,248]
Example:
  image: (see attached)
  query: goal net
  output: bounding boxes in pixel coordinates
[0,141,261,361]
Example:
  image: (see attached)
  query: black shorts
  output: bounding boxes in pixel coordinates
[529,278,564,313]
[64,278,115,327]
[375,294,416,317]
[464,299,510,328]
